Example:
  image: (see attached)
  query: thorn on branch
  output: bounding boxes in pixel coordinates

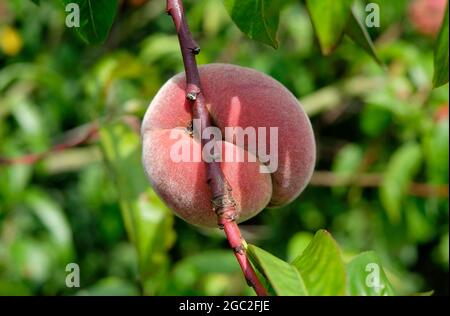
[186,92,197,101]
[233,244,245,255]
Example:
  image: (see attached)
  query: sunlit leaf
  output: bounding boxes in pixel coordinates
[346,251,396,296]
[306,0,353,54]
[287,232,314,262]
[76,277,140,296]
[433,5,449,88]
[62,0,119,44]
[24,189,73,253]
[169,250,241,293]
[424,118,449,184]
[292,230,346,296]
[99,121,175,294]
[380,143,422,223]
[332,144,364,195]
[223,0,283,48]
[345,6,382,65]
[247,244,308,296]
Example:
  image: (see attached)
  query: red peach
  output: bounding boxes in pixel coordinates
[142,64,316,227]
[408,0,447,37]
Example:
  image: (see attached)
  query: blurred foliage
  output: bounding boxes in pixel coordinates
[0,0,448,295]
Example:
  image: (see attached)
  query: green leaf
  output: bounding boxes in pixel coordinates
[169,250,242,293]
[63,0,119,44]
[291,230,346,296]
[99,121,175,294]
[0,281,32,296]
[433,5,449,87]
[247,244,308,295]
[24,189,74,255]
[346,251,396,296]
[76,277,140,296]
[345,6,382,66]
[306,0,353,54]
[410,290,434,296]
[331,144,364,195]
[424,120,449,184]
[31,0,40,5]
[380,143,422,223]
[223,0,283,48]
[287,232,314,262]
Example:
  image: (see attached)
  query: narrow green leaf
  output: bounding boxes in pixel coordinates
[63,0,119,44]
[345,6,382,66]
[247,244,308,296]
[99,121,175,292]
[24,189,73,253]
[410,290,434,296]
[424,120,449,184]
[223,0,283,48]
[380,143,422,223]
[433,5,449,87]
[331,144,364,195]
[291,230,346,296]
[76,277,140,296]
[306,0,353,54]
[346,251,396,296]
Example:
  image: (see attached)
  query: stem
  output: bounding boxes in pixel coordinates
[0,116,140,166]
[310,171,449,198]
[166,0,268,296]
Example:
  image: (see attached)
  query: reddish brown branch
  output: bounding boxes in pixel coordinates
[0,123,98,166]
[310,171,449,198]
[166,0,268,296]
[0,115,140,166]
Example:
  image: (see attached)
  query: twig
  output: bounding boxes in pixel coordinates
[310,171,449,198]
[0,115,140,166]
[166,0,268,296]
[0,123,98,165]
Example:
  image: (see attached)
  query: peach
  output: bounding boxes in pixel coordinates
[142,64,316,227]
[408,0,447,37]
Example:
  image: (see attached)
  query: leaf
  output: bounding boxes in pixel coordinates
[0,281,32,296]
[424,120,449,184]
[223,0,283,48]
[247,244,308,295]
[433,5,449,88]
[287,232,314,262]
[291,230,346,296]
[410,290,434,296]
[24,189,73,255]
[174,251,240,276]
[346,251,396,296]
[345,6,382,66]
[306,0,353,54]
[30,0,40,5]
[76,277,140,296]
[380,143,422,223]
[170,251,241,292]
[99,121,175,293]
[63,0,119,44]
[331,144,364,195]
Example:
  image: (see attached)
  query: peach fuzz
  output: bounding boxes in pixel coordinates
[142,63,316,227]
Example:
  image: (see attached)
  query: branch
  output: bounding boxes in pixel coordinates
[166,0,268,296]
[310,171,449,198]
[0,115,140,166]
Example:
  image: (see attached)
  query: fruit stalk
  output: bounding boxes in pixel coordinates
[166,0,268,296]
